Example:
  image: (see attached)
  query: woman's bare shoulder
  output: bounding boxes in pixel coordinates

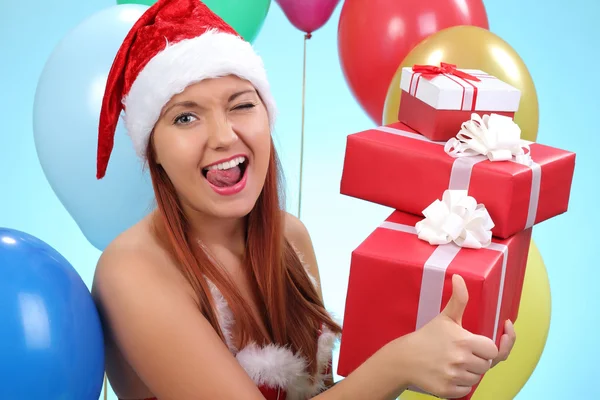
[91,214,265,399]
[282,211,323,293]
[92,214,188,303]
[283,211,309,240]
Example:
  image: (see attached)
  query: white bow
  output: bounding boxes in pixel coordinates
[444,113,532,165]
[415,190,495,249]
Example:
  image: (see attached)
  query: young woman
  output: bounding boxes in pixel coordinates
[91,0,516,399]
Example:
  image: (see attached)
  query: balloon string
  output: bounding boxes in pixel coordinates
[103,373,108,400]
[298,32,310,219]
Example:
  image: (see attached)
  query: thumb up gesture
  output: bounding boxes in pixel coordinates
[402,275,500,399]
[440,273,470,325]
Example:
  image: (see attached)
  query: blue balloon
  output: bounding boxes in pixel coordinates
[33,4,154,251]
[0,228,104,399]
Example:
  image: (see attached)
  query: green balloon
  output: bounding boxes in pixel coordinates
[203,0,271,43]
[116,0,155,5]
[116,0,271,43]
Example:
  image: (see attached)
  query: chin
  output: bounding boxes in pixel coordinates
[204,181,263,220]
[211,197,259,220]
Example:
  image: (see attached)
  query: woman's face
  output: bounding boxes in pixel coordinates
[151,75,271,220]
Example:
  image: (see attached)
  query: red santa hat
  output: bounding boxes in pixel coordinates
[96,0,277,179]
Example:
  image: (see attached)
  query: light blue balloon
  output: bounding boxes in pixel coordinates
[33,4,154,251]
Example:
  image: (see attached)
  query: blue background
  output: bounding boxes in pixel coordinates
[0,0,597,398]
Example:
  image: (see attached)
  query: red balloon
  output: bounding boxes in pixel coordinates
[338,0,489,124]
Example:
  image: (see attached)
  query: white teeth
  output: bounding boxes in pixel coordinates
[206,156,246,171]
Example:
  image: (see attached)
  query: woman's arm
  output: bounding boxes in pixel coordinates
[284,213,410,398]
[314,342,411,400]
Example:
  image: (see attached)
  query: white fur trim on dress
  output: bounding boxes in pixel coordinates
[291,243,319,289]
[317,325,338,370]
[204,259,341,399]
[236,343,312,400]
[122,29,277,158]
[206,279,237,353]
[310,324,339,395]
[235,326,339,400]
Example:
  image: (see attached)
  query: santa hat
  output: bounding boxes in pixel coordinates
[96,0,277,179]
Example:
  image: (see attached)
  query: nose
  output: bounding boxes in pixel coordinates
[206,113,238,150]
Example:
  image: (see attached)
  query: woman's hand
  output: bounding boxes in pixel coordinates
[491,319,516,368]
[394,274,499,399]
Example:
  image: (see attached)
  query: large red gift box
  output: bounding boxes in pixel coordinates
[339,121,576,239]
[337,211,533,399]
[398,63,521,141]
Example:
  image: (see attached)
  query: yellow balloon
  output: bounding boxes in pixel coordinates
[399,240,550,400]
[382,25,539,142]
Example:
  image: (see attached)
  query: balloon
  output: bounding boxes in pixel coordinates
[0,228,104,399]
[338,0,489,125]
[275,0,340,35]
[399,240,550,400]
[202,0,271,43]
[117,0,272,43]
[33,4,155,252]
[116,0,154,5]
[383,25,539,142]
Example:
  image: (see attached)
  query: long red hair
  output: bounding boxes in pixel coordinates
[145,135,341,376]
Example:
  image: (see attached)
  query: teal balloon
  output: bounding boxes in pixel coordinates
[33,4,155,251]
[116,0,155,6]
[116,0,271,43]
[204,0,271,43]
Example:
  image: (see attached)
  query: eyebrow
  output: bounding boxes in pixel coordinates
[161,89,257,116]
[162,101,200,116]
[228,89,256,102]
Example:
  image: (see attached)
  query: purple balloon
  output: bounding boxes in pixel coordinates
[275,0,340,34]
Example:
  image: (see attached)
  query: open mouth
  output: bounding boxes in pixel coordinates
[202,156,248,188]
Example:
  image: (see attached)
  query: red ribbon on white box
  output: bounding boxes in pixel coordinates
[408,65,495,112]
[375,119,542,230]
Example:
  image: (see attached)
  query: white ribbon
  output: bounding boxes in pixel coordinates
[415,190,494,249]
[444,113,532,165]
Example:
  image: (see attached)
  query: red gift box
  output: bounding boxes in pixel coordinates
[398,63,521,141]
[339,121,576,239]
[337,211,532,399]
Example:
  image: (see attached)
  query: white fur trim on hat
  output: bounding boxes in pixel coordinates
[122,29,277,158]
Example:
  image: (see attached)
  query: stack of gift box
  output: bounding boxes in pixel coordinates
[336,62,576,399]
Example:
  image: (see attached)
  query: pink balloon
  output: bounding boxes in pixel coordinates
[276,0,340,35]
